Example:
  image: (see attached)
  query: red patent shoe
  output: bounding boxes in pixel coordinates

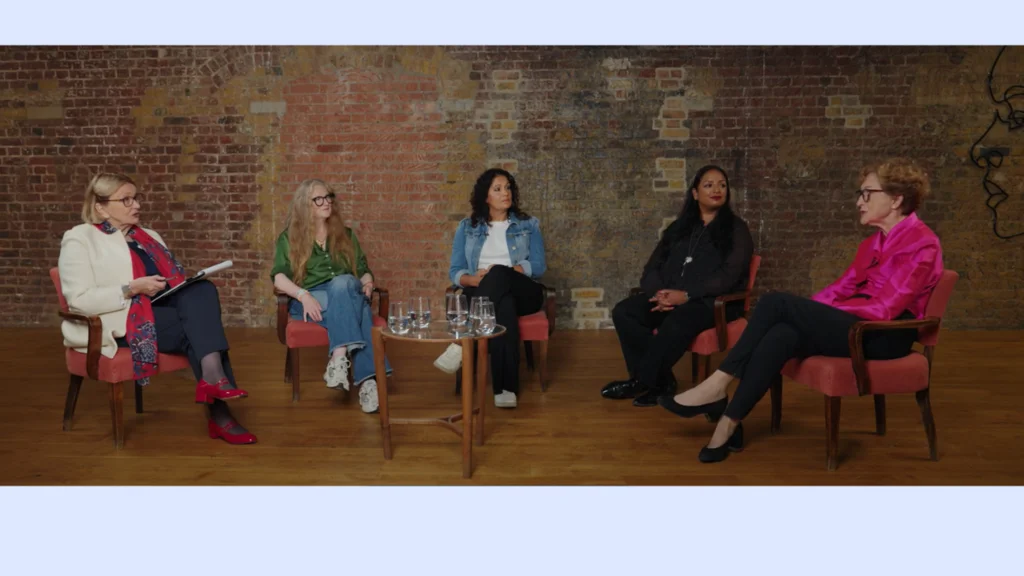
[207,419,257,445]
[195,378,249,404]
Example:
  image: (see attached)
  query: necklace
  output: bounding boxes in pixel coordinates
[680,225,706,278]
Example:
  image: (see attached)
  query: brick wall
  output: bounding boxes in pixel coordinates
[1,46,1022,329]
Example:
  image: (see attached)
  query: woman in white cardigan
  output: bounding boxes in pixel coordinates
[58,173,256,445]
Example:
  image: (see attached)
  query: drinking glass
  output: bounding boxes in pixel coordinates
[388,301,411,335]
[469,296,488,333]
[446,293,469,335]
[478,301,496,335]
[411,296,431,330]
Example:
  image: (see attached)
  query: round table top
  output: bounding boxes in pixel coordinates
[378,320,506,343]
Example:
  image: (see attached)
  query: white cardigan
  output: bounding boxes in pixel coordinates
[57,223,169,359]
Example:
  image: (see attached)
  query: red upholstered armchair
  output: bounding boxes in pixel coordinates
[448,285,557,392]
[770,270,959,470]
[275,285,388,401]
[630,255,762,384]
[50,268,190,448]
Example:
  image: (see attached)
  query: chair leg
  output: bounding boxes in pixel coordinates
[536,340,549,392]
[110,381,125,449]
[524,340,535,371]
[694,353,708,383]
[825,396,841,471]
[63,374,84,431]
[283,349,293,384]
[289,348,301,402]
[134,381,144,414]
[769,374,782,435]
[873,395,886,435]
[690,353,698,386]
[915,388,938,461]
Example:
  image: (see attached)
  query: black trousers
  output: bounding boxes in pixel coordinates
[611,293,742,390]
[118,280,235,386]
[719,292,917,421]
[461,265,544,395]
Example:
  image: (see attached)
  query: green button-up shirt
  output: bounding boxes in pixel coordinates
[270,228,372,290]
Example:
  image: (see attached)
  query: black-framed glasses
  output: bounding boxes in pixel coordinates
[311,193,336,207]
[855,188,886,202]
[97,194,142,208]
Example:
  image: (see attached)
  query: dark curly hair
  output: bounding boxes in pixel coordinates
[469,168,530,228]
[659,164,739,258]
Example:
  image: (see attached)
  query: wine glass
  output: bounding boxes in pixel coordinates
[388,301,411,335]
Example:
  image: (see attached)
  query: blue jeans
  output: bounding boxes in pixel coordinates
[288,274,392,385]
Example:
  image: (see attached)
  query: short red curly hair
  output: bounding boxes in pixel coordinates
[859,158,931,215]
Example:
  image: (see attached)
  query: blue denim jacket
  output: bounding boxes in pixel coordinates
[449,212,547,285]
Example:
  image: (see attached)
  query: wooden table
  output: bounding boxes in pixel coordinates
[372,321,506,478]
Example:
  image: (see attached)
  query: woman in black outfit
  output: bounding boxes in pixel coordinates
[602,165,754,407]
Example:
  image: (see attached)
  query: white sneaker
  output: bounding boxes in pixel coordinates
[494,391,517,409]
[358,379,379,413]
[324,354,351,391]
[433,343,463,374]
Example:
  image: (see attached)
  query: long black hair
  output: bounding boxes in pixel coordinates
[469,168,530,228]
[659,164,738,257]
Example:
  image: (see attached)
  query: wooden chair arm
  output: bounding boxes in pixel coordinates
[847,316,941,396]
[373,286,389,320]
[543,286,556,336]
[629,286,644,297]
[58,310,103,380]
[712,291,749,350]
[274,289,289,345]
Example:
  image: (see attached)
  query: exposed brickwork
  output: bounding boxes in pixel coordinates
[2,46,1022,329]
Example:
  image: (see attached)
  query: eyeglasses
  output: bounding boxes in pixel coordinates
[855,188,886,202]
[97,194,143,208]
[311,193,336,207]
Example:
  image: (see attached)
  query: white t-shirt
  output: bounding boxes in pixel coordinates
[477,220,513,270]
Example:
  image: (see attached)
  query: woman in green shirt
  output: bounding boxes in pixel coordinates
[271,179,392,413]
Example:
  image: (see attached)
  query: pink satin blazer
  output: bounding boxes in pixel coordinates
[812,213,943,321]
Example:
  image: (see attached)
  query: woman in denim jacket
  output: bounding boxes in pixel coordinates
[435,168,547,409]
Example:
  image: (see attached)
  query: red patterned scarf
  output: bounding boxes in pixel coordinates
[96,221,187,386]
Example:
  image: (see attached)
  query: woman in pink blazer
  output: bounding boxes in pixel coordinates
[659,158,944,463]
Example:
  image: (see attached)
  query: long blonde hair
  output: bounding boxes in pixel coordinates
[82,172,136,223]
[285,179,357,286]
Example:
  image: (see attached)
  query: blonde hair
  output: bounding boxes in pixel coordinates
[859,158,931,215]
[81,172,136,224]
[284,179,357,286]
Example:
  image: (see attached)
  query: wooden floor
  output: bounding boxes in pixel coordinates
[1,327,1022,485]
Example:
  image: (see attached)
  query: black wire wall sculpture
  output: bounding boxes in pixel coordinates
[969,46,1024,240]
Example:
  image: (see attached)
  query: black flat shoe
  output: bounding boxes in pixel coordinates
[601,378,644,400]
[698,423,744,463]
[657,394,728,421]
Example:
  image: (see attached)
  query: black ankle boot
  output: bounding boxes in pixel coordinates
[698,423,744,463]
[601,378,644,400]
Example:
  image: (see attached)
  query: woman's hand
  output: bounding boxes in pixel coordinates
[130,275,166,298]
[298,292,323,322]
[475,265,494,278]
[649,289,687,312]
[360,273,374,299]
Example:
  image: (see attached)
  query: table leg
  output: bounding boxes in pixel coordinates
[372,327,392,460]
[475,338,488,446]
[460,336,475,478]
